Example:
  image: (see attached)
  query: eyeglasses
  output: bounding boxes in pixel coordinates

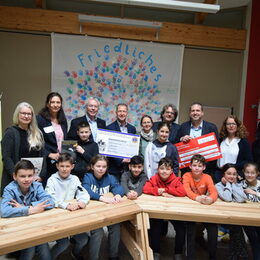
[244,172,257,176]
[226,123,237,126]
[165,111,175,115]
[19,112,32,117]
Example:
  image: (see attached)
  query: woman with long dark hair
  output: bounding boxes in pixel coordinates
[37,92,67,184]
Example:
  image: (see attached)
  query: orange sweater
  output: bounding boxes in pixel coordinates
[183,172,218,202]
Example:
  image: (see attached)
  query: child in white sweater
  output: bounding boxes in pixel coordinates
[45,153,90,260]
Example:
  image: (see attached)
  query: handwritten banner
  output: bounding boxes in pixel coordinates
[51,34,184,128]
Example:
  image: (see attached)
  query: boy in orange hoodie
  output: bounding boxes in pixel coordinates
[143,157,186,260]
[183,154,218,260]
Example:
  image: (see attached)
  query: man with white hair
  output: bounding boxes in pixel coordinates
[67,97,106,141]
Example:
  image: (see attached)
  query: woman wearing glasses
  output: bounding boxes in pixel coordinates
[216,115,253,182]
[1,102,45,194]
[37,92,67,185]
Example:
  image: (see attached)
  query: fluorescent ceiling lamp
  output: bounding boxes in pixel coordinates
[78,15,162,29]
[89,0,220,13]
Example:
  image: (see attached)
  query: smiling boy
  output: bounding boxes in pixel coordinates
[183,154,218,260]
[1,160,54,260]
[143,157,186,260]
[120,155,148,200]
[72,121,99,181]
[45,153,89,259]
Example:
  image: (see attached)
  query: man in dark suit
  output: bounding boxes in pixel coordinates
[153,104,180,144]
[177,102,219,175]
[177,102,219,248]
[67,97,106,141]
[107,103,136,180]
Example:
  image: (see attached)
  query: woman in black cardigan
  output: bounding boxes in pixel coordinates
[216,115,252,182]
[1,102,45,194]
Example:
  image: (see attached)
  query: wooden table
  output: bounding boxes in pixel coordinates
[1,194,260,260]
[136,194,260,226]
[0,198,145,259]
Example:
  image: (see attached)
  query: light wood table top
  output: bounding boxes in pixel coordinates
[135,194,260,226]
[0,198,141,255]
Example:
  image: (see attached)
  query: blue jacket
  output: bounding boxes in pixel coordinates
[176,120,219,143]
[107,120,136,134]
[1,181,54,218]
[82,173,125,200]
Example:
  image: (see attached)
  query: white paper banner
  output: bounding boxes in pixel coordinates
[52,33,184,128]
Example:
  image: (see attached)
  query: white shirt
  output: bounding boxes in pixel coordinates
[189,121,203,138]
[217,137,240,168]
[86,115,98,141]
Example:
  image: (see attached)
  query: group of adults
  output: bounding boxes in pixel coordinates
[1,91,258,195]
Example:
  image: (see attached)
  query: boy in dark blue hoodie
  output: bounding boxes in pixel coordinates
[72,121,99,181]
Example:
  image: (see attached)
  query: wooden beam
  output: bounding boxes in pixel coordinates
[0,6,246,50]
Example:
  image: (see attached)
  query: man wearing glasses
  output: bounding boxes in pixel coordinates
[153,104,180,144]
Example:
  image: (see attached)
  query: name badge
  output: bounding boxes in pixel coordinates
[43,125,54,134]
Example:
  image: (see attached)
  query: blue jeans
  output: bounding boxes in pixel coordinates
[89,224,120,260]
[20,243,51,260]
[51,233,88,259]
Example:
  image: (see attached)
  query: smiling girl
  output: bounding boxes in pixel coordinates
[242,163,260,260]
[82,155,125,260]
[215,163,248,259]
[144,122,179,179]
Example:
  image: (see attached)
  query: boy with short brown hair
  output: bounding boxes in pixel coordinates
[183,154,218,260]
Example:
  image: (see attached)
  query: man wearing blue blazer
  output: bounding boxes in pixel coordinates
[107,103,136,180]
[177,102,219,176]
[67,97,106,141]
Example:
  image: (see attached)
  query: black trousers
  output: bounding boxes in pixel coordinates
[149,219,186,255]
[243,226,260,260]
[186,222,217,260]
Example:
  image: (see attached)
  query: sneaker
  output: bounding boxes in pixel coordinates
[221,233,230,242]
[153,252,160,260]
[175,254,183,260]
[218,230,226,237]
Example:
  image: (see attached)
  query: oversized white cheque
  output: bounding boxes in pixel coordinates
[96,129,140,159]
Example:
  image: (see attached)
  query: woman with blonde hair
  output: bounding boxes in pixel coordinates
[1,102,45,194]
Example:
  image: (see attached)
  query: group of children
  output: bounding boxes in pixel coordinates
[0,119,259,260]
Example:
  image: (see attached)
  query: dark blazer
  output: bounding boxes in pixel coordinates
[107,120,136,134]
[153,121,180,144]
[220,137,253,172]
[1,126,47,195]
[106,121,136,179]
[36,114,68,156]
[176,120,219,143]
[67,115,106,140]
